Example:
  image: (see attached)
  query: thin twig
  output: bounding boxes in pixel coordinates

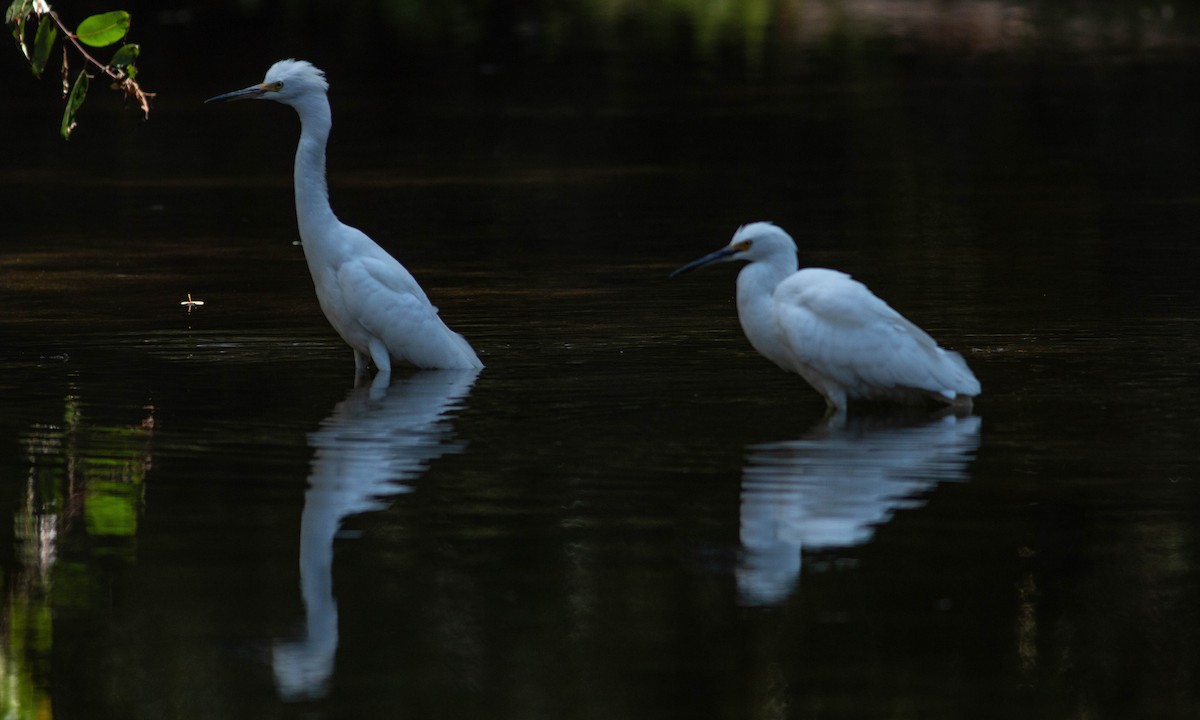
[45,7,153,120]
[47,9,125,82]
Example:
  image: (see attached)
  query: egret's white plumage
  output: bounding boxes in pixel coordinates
[207,60,482,373]
[672,222,980,411]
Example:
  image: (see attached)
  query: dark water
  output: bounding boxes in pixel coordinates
[4,37,1200,720]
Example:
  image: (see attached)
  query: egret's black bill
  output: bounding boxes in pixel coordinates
[669,247,738,278]
[205,85,266,104]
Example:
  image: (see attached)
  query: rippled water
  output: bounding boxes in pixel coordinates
[3,49,1200,719]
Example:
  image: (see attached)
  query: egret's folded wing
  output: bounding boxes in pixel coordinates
[338,258,479,369]
[773,271,976,398]
[352,243,434,305]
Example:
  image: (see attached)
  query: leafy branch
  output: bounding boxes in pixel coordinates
[6,1,153,139]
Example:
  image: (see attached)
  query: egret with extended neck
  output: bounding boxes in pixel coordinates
[207,60,482,375]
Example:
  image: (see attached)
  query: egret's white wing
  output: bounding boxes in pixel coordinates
[773,269,977,400]
[350,234,435,305]
[338,257,480,369]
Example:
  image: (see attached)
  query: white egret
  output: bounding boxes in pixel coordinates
[671,222,980,412]
[206,60,482,373]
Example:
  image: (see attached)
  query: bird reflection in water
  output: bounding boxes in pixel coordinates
[737,410,981,606]
[272,370,479,700]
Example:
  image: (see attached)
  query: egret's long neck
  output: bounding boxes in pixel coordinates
[736,255,796,310]
[735,254,798,364]
[291,94,337,247]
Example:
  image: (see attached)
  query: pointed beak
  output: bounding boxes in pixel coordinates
[205,83,269,104]
[669,246,740,278]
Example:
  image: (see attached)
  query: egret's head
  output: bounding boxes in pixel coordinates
[670,222,798,278]
[205,59,328,106]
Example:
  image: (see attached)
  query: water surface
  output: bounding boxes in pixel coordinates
[2,46,1200,720]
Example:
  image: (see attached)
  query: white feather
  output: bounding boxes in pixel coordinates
[674,222,979,411]
[209,60,482,373]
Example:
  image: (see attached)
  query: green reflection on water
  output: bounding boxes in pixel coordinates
[1,393,153,719]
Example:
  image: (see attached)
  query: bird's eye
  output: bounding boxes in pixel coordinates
[270,81,284,91]
[735,240,752,252]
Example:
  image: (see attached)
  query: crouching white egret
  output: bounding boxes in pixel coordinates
[671,222,980,412]
[207,60,483,374]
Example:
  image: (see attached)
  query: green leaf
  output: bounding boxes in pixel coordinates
[4,0,33,25]
[7,0,31,60]
[109,42,138,68]
[60,70,88,140]
[30,14,56,77]
[75,10,129,48]
[10,19,28,60]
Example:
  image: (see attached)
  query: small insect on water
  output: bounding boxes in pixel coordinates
[180,293,205,312]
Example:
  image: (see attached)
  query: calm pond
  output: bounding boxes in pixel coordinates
[3,23,1200,720]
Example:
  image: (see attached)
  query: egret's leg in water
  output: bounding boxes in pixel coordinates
[368,338,392,375]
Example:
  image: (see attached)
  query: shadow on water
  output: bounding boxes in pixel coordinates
[738,409,982,606]
[273,369,479,700]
